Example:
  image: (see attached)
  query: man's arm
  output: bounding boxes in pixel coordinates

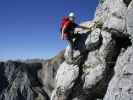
[78,25,91,29]
[61,27,65,40]
[61,24,67,40]
[76,21,104,29]
[75,23,95,31]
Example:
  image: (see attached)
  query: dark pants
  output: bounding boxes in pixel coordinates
[66,32,75,60]
[67,38,74,59]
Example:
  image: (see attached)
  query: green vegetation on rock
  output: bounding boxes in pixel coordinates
[100,0,105,4]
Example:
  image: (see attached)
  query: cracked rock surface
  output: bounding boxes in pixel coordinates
[51,0,133,100]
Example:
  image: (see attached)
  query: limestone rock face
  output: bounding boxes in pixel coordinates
[103,0,127,32]
[51,0,133,100]
[127,0,133,42]
[104,46,133,100]
[51,62,79,100]
[103,0,133,99]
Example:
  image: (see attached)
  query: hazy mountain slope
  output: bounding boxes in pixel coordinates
[0,50,64,100]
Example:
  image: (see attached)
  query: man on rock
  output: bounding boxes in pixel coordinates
[60,12,90,61]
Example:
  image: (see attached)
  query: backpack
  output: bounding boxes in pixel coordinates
[60,16,70,32]
[60,16,75,40]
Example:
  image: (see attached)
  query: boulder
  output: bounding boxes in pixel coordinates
[51,62,79,100]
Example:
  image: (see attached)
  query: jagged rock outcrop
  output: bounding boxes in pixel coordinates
[0,50,64,100]
[51,0,133,100]
[103,46,133,100]
[104,0,133,99]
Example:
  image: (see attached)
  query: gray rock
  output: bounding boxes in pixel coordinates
[52,0,133,99]
[103,0,133,99]
[104,46,133,100]
[127,0,133,43]
[94,0,109,23]
[103,0,127,32]
[51,62,79,100]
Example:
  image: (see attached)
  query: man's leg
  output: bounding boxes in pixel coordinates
[67,38,74,60]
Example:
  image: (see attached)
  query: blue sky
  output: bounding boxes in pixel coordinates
[0,0,99,60]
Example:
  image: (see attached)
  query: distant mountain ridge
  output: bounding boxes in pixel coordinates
[0,50,64,100]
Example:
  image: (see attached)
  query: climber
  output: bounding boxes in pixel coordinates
[60,12,90,61]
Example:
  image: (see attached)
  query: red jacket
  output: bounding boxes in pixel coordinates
[60,17,78,40]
